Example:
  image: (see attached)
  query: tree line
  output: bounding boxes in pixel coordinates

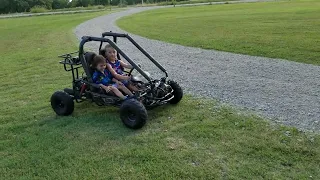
[0,0,179,14]
[0,0,106,13]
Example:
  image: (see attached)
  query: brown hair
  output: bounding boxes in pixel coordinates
[99,44,115,58]
[105,44,114,51]
[92,55,106,68]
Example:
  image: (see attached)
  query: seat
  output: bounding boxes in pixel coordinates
[99,48,106,57]
[84,52,97,76]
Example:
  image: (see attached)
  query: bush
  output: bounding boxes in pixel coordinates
[97,5,105,9]
[30,6,47,13]
[118,0,128,7]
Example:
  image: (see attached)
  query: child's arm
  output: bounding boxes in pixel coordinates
[112,78,123,86]
[92,72,110,91]
[92,71,101,84]
[120,60,133,69]
[106,64,130,80]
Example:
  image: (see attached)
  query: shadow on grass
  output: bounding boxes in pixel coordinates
[34,100,174,139]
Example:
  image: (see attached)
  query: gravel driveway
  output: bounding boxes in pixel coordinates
[75,4,320,132]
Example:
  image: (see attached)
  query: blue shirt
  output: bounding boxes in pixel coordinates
[92,69,112,86]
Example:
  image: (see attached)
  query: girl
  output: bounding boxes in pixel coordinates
[104,44,139,92]
[92,55,134,100]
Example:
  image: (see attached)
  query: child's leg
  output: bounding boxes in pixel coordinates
[128,84,139,92]
[122,80,139,92]
[110,86,127,100]
[118,84,134,96]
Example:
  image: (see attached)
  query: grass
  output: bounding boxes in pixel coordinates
[118,0,320,65]
[156,0,234,6]
[0,7,320,179]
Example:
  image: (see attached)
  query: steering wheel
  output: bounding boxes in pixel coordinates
[128,68,134,77]
[128,64,140,77]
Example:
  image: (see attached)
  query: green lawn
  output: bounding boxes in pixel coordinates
[1,9,320,179]
[118,0,320,65]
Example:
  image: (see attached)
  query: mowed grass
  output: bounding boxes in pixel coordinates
[1,10,320,179]
[118,0,320,65]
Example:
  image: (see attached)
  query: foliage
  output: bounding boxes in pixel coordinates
[118,0,320,65]
[52,0,69,9]
[30,5,47,13]
[0,0,193,13]
[0,0,109,13]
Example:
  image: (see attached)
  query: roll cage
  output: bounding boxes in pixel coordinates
[77,32,168,83]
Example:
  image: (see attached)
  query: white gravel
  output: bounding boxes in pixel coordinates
[74,4,320,132]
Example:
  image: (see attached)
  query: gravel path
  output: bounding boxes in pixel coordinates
[75,3,320,132]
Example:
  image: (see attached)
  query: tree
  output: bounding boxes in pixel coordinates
[52,0,69,9]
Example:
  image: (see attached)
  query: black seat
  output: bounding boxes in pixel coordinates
[99,48,106,57]
[84,52,97,76]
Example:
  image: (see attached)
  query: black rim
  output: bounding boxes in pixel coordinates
[128,112,136,122]
[54,99,65,110]
[58,101,65,109]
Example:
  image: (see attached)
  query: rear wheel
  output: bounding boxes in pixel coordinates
[168,80,183,104]
[51,91,74,116]
[120,99,147,129]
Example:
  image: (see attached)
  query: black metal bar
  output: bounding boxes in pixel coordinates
[76,68,79,79]
[98,41,103,52]
[58,51,78,58]
[112,36,121,60]
[79,36,152,82]
[102,32,127,38]
[126,35,168,77]
[71,65,75,82]
[113,36,117,43]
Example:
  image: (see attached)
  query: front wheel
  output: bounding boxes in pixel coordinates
[51,91,74,116]
[168,80,183,104]
[120,99,147,129]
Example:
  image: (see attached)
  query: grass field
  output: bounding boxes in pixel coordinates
[118,0,320,65]
[1,8,320,179]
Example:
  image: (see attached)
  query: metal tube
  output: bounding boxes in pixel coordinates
[126,35,168,77]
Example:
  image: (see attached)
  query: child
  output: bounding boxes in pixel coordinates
[104,44,139,92]
[92,55,134,100]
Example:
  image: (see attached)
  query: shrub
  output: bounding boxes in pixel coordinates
[118,0,128,7]
[97,5,105,9]
[30,6,47,13]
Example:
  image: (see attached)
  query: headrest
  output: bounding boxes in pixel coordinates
[84,52,97,67]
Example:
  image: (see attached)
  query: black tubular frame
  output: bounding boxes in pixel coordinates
[58,51,82,82]
[79,36,152,82]
[100,32,168,78]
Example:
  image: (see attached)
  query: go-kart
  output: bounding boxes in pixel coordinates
[51,32,183,129]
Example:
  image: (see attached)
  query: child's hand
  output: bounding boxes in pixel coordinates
[116,81,124,86]
[124,75,130,80]
[101,85,111,92]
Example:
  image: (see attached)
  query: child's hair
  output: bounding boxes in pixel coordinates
[105,44,114,51]
[99,44,115,58]
[92,55,106,68]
